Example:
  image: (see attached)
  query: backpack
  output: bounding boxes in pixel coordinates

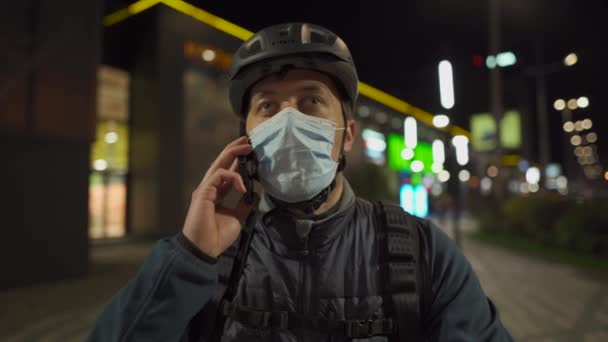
[202,201,432,341]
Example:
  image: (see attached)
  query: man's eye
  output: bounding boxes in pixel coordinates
[307,97,322,105]
[259,102,273,111]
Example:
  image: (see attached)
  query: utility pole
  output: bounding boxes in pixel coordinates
[489,0,504,200]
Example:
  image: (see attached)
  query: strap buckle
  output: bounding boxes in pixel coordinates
[346,320,381,338]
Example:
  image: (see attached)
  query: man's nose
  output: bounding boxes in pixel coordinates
[279,98,299,112]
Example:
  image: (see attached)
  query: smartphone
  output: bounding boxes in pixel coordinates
[237,149,257,205]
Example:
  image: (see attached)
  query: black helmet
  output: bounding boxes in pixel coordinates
[228,23,359,117]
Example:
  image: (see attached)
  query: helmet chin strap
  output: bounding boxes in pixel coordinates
[269,103,349,216]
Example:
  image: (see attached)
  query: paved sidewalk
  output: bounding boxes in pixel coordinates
[433,217,608,341]
[1,223,607,341]
[0,241,154,341]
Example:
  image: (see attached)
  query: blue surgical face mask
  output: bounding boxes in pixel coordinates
[249,107,345,203]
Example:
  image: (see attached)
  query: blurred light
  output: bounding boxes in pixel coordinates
[487,165,499,178]
[399,184,429,218]
[570,135,582,146]
[496,51,517,67]
[202,49,216,61]
[404,117,417,149]
[586,132,598,143]
[556,176,568,189]
[432,163,444,173]
[452,135,469,166]
[103,0,162,27]
[528,183,540,193]
[358,105,370,118]
[567,99,578,110]
[486,55,497,69]
[94,159,108,171]
[469,176,480,189]
[577,156,586,165]
[411,160,424,173]
[526,167,541,184]
[438,60,455,109]
[584,166,597,179]
[604,171,608,181]
[400,184,415,215]
[432,140,445,164]
[574,121,584,132]
[401,148,415,160]
[582,119,593,130]
[545,164,562,178]
[375,112,388,124]
[563,121,575,133]
[391,118,402,129]
[472,55,484,67]
[459,170,471,182]
[422,175,435,188]
[564,53,578,66]
[433,114,450,128]
[583,146,593,157]
[104,131,119,144]
[574,146,584,157]
[518,159,530,172]
[554,99,566,111]
[431,183,443,196]
[577,96,589,108]
[480,177,493,193]
[415,185,429,218]
[438,170,450,182]
[520,182,529,194]
[362,129,387,152]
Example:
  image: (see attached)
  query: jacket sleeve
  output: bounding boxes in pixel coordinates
[86,233,219,342]
[424,222,514,342]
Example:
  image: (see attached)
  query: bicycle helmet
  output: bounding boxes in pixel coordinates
[229,22,359,117]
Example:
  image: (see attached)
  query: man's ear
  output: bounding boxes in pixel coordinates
[343,119,357,153]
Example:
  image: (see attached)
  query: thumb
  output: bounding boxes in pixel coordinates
[234,192,259,224]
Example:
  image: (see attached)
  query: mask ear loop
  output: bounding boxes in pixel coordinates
[337,102,348,172]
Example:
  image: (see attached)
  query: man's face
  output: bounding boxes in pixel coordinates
[245,69,356,161]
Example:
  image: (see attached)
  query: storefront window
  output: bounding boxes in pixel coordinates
[90,66,130,239]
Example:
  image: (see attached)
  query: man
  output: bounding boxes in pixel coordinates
[88,23,513,341]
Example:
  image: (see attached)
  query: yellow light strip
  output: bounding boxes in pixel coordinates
[103,0,471,137]
[103,0,162,27]
[358,82,433,126]
[162,0,253,41]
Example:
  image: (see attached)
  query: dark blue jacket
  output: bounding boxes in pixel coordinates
[87,183,513,341]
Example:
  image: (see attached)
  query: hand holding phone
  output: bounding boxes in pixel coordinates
[181,136,256,257]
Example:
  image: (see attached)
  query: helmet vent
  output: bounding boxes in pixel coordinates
[310,31,325,44]
[246,40,262,56]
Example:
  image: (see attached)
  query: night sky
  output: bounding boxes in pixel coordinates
[104,0,608,167]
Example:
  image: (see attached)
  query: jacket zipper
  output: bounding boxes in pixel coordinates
[298,237,308,315]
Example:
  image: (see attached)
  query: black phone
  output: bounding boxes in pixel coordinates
[237,148,257,206]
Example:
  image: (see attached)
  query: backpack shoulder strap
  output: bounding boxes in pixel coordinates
[373,201,431,341]
[207,212,258,341]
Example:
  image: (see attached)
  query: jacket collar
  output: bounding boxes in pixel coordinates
[257,179,356,256]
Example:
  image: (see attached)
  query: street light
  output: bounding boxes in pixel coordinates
[564,53,578,66]
[433,114,450,128]
[438,60,455,109]
[577,96,589,108]
[527,52,581,170]
[554,99,566,111]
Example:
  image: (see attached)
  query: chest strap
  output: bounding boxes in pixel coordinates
[223,302,394,339]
